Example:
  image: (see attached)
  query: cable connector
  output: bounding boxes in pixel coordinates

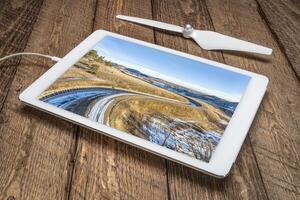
[51,56,61,62]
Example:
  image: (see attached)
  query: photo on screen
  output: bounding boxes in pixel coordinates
[39,36,251,162]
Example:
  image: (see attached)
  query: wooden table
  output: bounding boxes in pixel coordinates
[0,0,299,199]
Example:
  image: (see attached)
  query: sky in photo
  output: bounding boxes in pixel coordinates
[92,36,250,102]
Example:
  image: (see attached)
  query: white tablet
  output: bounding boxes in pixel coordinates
[19,30,268,178]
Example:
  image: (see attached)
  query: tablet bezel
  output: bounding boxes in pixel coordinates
[19,30,268,178]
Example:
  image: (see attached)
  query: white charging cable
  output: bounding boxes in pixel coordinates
[0,52,61,63]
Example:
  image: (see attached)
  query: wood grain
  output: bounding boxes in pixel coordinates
[68,1,169,199]
[256,0,300,78]
[0,0,299,199]
[206,0,300,199]
[152,0,268,199]
[0,0,43,111]
[0,0,95,199]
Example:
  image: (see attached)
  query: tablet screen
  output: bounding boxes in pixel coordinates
[38,36,250,162]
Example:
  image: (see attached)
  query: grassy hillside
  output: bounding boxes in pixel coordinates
[40,52,188,104]
[39,50,231,161]
[41,50,229,135]
[106,95,228,136]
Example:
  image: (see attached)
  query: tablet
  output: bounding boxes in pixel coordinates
[19,30,268,178]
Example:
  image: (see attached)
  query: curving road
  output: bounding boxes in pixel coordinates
[41,87,202,125]
[41,87,220,162]
[85,90,202,126]
[87,93,134,124]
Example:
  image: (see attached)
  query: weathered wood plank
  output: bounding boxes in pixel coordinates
[1,1,298,200]
[0,0,43,111]
[0,0,96,199]
[69,0,169,199]
[206,0,300,199]
[152,0,268,199]
[256,0,300,78]
[166,139,269,200]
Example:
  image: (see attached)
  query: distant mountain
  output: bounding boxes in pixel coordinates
[147,78,238,116]
[110,62,238,116]
[124,68,150,79]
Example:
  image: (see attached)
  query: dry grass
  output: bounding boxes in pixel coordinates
[40,52,229,137]
[40,55,188,103]
[107,95,228,136]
